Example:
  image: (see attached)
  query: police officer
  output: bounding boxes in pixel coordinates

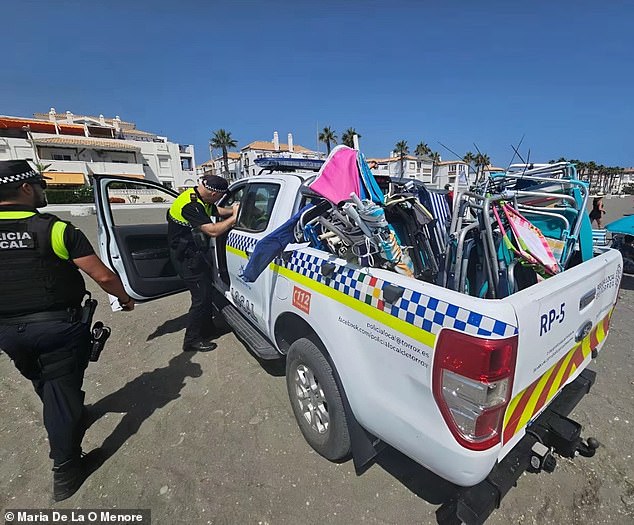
[167,175,238,352]
[0,160,135,501]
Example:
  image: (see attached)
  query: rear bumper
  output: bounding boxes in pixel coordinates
[437,367,597,525]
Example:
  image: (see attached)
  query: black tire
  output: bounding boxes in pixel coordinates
[285,338,351,461]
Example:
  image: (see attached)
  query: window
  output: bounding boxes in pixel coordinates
[105,181,176,226]
[235,183,280,233]
[221,184,246,208]
[158,155,171,174]
[52,154,72,161]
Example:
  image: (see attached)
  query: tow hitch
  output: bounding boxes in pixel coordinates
[437,368,599,525]
[527,441,557,473]
[527,409,600,474]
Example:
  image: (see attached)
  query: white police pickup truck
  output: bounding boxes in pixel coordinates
[93,169,622,524]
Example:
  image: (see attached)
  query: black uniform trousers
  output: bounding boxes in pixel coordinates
[0,319,91,467]
[170,248,215,348]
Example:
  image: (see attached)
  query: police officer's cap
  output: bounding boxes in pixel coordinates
[0,160,50,185]
[200,175,228,193]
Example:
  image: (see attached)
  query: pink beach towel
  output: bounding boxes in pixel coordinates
[308,145,361,204]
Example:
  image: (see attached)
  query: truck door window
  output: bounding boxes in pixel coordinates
[221,185,245,208]
[236,183,280,233]
[103,181,176,226]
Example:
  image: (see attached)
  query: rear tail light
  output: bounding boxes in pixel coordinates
[433,329,518,451]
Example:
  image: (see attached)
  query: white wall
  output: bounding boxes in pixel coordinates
[1,127,195,189]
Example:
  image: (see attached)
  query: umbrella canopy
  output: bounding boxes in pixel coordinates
[606,215,634,235]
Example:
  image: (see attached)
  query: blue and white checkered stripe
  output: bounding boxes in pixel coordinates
[0,168,39,185]
[393,288,517,337]
[287,250,322,280]
[283,250,518,339]
[227,232,258,253]
[227,233,518,338]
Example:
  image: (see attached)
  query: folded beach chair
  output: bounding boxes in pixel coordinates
[493,203,561,277]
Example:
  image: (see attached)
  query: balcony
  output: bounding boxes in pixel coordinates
[42,160,87,186]
[88,161,145,178]
[179,144,193,155]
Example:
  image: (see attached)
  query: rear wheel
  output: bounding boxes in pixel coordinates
[286,338,351,461]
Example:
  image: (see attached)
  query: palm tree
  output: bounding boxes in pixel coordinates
[428,151,441,182]
[462,152,475,181]
[586,161,598,190]
[606,166,622,194]
[34,161,52,173]
[474,153,490,172]
[393,140,409,177]
[318,126,338,155]
[341,128,361,148]
[414,142,431,158]
[210,129,238,176]
[569,159,587,182]
[463,151,475,167]
[473,153,491,184]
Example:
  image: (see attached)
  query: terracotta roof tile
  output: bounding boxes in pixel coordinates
[33,136,140,151]
[121,129,156,137]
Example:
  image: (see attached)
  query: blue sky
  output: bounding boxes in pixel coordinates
[3,1,633,167]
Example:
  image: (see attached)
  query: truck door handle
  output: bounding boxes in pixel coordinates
[579,289,596,310]
[321,262,336,278]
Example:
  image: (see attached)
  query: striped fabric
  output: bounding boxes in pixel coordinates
[591,229,609,247]
[591,229,611,254]
[427,190,451,249]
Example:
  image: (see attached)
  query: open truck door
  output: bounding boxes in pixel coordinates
[93,175,185,302]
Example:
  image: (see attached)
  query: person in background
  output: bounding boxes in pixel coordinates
[167,175,238,352]
[444,183,454,209]
[590,194,606,228]
[0,160,134,501]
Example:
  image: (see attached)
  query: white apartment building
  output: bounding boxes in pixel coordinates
[240,132,323,178]
[367,154,435,184]
[0,109,196,189]
[197,132,322,182]
[367,154,472,190]
[433,160,471,189]
[198,152,241,181]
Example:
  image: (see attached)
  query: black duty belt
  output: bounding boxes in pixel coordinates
[0,308,82,325]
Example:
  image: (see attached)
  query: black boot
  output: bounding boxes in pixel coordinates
[53,459,85,502]
[183,340,217,352]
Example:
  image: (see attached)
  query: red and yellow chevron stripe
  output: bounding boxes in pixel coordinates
[502,309,614,444]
